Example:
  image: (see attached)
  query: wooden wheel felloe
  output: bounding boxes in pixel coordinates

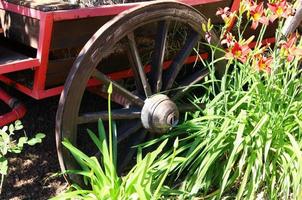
[282,1,302,36]
[55,0,223,181]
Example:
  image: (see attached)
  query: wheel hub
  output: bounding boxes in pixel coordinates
[141,94,179,134]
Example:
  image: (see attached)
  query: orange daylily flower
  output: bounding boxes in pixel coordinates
[250,2,269,30]
[268,0,293,22]
[255,55,272,73]
[216,7,231,19]
[216,7,236,28]
[225,42,251,63]
[280,34,302,62]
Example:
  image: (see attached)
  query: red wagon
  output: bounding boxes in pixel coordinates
[0,0,300,180]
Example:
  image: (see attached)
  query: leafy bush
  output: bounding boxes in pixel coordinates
[0,121,45,193]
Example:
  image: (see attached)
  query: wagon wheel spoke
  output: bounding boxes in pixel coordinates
[92,69,144,107]
[162,30,200,91]
[118,129,147,173]
[127,32,152,97]
[150,20,169,93]
[88,87,132,107]
[117,120,143,143]
[77,108,141,124]
[172,68,209,101]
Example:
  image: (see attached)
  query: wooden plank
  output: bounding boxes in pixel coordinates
[0,10,40,48]
[0,44,40,75]
[45,52,129,87]
[0,46,34,65]
[45,58,74,87]
[0,9,113,50]
[51,15,113,49]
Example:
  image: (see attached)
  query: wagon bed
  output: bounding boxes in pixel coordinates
[0,0,232,99]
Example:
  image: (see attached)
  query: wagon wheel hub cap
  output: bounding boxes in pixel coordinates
[141,94,179,134]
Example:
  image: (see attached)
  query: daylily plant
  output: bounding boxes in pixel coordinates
[161,1,302,199]
[217,0,302,73]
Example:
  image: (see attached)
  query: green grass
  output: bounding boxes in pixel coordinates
[52,119,180,200]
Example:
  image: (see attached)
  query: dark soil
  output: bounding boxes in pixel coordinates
[0,87,67,200]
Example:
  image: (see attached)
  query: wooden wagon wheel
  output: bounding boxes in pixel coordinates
[55,1,224,181]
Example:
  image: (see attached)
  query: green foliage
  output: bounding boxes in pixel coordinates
[149,4,302,200]
[0,121,45,193]
[52,120,177,200]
